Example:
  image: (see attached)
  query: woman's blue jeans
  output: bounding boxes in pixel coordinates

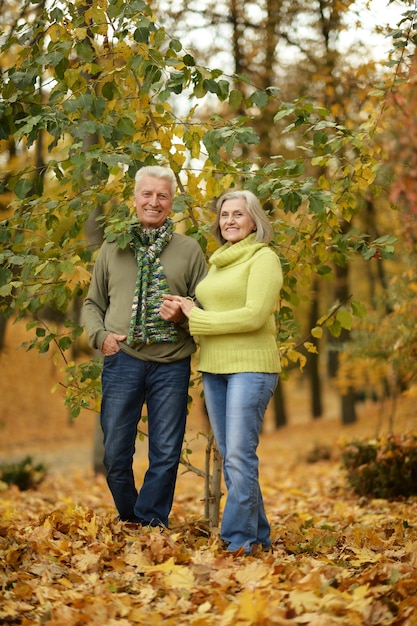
[100,350,190,527]
[203,371,278,553]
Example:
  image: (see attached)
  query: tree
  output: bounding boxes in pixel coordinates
[156,0,406,424]
[336,16,417,427]
[0,0,401,522]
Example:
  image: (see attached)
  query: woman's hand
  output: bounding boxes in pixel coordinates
[161,294,196,319]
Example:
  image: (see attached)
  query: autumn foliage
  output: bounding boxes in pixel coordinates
[2,412,417,626]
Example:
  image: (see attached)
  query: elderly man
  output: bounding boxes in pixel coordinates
[83,166,207,527]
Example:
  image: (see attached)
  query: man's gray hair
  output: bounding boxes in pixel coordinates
[134,166,176,197]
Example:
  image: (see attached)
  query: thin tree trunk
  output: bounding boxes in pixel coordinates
[307,277,322,418]
[204,434,223,527]
[273,379,287,428]
[330,246,357,425]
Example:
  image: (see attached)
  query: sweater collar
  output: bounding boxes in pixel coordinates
[209,233,266,269]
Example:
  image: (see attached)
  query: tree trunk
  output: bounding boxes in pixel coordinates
[308,278,322,418]
[329,240,357,425]
[341,390,357,425]
[92,412,106,476]
[204,434,223,527]
[273,379,287,428]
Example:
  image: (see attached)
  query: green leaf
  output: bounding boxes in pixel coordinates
[250,90,269,108]
[281,191,302,213]
[166,71,186,94]
[274,108,292,122]
[229,89,243,109]
[118,232,132,249]
[183,54,195,66]
[309,193,326,214]
[117,117,135,136]
[75,41,95,63]
[102,81,119,100]
[351,300,367,318]
[0,267,12,287]
[58,336,72,351]
[0,284,13,297]
[134,26,150,43]
[14,178,33,199]
[69,405,81,419]
[91,160,110,180]
[203,79,220,95]
[169,38,182,52]
[326,318,342,337]
[336,309,352,331]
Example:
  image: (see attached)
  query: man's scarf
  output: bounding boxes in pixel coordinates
[127,219,178,346]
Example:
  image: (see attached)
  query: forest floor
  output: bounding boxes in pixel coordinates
[1,319,417,625]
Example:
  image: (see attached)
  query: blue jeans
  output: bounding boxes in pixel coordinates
[101,350,190,527]
[203,371,278,553]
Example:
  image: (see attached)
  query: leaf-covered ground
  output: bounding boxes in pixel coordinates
[2,412,417,626]
[2,322,417,625]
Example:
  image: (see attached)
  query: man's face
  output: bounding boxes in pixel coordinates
[133,175,173,229]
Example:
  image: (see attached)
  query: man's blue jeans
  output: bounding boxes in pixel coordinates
[100,350,190,527]
[203,371,278,553]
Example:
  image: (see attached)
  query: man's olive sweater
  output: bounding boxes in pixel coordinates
[82,233,207,362]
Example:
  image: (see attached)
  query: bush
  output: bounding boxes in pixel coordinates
[341,433,417,499]
[0,456,47,490]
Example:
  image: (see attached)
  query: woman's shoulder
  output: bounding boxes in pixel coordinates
[254,244,280,260]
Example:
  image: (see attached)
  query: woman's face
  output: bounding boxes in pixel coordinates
[218,198,256,244]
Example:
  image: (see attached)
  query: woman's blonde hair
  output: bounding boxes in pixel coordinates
[210,190,273,244]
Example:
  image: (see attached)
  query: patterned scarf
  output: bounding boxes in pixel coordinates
[127,219,178,346]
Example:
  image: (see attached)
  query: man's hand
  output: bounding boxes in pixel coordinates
[159,296,185,323]
[161,294,195,319]
[101,333,127,356]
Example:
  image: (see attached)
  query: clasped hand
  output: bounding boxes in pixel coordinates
[161,294,195,319]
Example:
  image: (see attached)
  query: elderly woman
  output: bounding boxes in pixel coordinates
[163,189,282,555]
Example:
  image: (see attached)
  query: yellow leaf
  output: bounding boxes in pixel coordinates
[84,7,108,35]
[165,565,196,590]
[48,24,70,42]
[158,129,172,150]
[124,552,152,569]
[287,589,323,613]
[304,341,318,354]
[71,551,101,572]
[236,588,269,622]
[235,561,272,589]
[311,326,323,338]
[74,27,88,39]
[147,556,177,573]
[347,546,382,565]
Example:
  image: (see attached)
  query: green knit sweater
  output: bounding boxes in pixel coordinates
[83,233,207,362]
[189,234,283,374]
